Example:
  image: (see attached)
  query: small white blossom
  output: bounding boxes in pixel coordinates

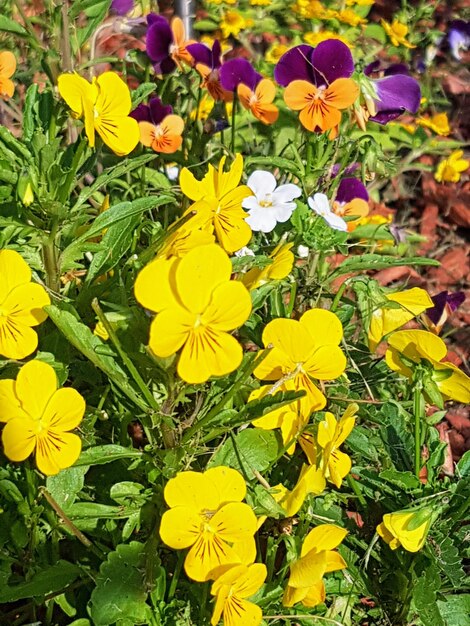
[235,246,255,257]
[308,193,348,232]
[297,244,309,258]
[242,170,302,233]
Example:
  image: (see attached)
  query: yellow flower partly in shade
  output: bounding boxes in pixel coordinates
[377,508,434,552]
[242,242,294,291]
[368,287,434,352]
[57,72,139,156]
[336,9,367,26]
[416,112,451,136]
[315,404,357,488]
[271,465,326,517]
[386,330,470,404]
[134,244,251,384]
[283,524,348,607]
[0,250,50,360]
[434,150,469,183]
[254,309,347,413]
[210,563,266,626]
[190,93,215,121]
[0,360,85,475]
[265,43,290,64]
[0,51,16,100]
[220,10,247,40]
[159,466,258,582]
[381,19,416,49]
[180,154,253,253]
[304,31,352,49]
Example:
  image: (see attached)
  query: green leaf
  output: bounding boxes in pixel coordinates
[456,449,470,478]
[76,0,112,48]
[245,155,304,177]
[131,83,157,107]
[75,444,142,467]
[242,389,306,421]
[23,84,39,142]
[435,536,466,589]
[208,429,282,479]
[193,19,219,32]
[89,542,150,626]
[45,304,149,411]
[379,469,422,491]
[329,253,440,279]
[412,559,444,626]
[0,561,81,602]
[0,16,28,36]
[67,502,136,519]
[364,23,386,43]
[46,466,88,510]
[437,595,470,626]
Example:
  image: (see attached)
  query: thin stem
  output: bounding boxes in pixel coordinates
[347,474,367,507]
[231,91,238,152]
[330,280,348,313]
[167,550,185,600]
[58,137,87,204]
[413,381,424,478]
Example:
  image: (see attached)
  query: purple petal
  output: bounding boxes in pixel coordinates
[448,20,470,60]
[154,57,176,75]
[384,63,410,76]
[446,291,466,312]
[369,74,421,124]
[147,13,165,27]
[186,43,213,67]
[427,290,466,325]
[274,45,316,86]
[311,40,354,84]
[149,97,173,124]
[364,60,381,76]
[220,58,261,91]
[212,40,222,68]
[146,18,173,63]
[129,103,151,122]
[330,162,360,178]
[336,178,369,203]
[111,0,133,15]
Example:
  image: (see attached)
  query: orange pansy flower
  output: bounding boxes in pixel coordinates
[0,51,16,100]
[238,78,279,125]
[139,115,184,154]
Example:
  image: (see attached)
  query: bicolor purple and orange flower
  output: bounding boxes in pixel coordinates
[187,40,233,102]
[131,97,184,154]
[332,178,370,230]
[146,14,195,74]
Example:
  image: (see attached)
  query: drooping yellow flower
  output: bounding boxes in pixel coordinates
[377,508,433,552]
[317,405,357,488]
[220,10,246,39]
[0,360,85,475]
[58,72,140,156]
[0,51,16,100]
[0,250,50,360]
[265,43,290,64]
[304,31,352,48]
[381,19,416,48]
[385,329,470,404]
[416,112,451,136]
[272,465,326,517]
[134,244,251,384]
[180,154,253,253]
[242,242,294,291]
[283,524,348,607]
[368,287,434,351]
[336,9,367,26]
[159,466,258,582]
[210,563,266,626]
[157,213,215,261]
[434,150,469,183]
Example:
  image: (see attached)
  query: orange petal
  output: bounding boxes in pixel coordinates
[299,102,340,132]
[171,17,185,46]
[254,103,279,125]
[0,77,14,99]
[0,51,16,79]
[284,80,316,110]
[237,83,252,111]
[255,78,276,104]
[139,121,156,147]
[160,114,184,136]
[324,78,359,110]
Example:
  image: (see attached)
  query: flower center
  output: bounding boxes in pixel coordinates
[201,508,217,523]
[332,200,345,216]
[311,86,326,102]
[259,193,273,208]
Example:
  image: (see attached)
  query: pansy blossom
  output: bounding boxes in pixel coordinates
[131,97,184,154]
[187,40,233,102]
[0,51,16,100]
[146,14,195,74]
[242,241,294,291]
[423,290,465,334]
[377,508,433,552]
[332,178,370,230]
[210,563,266,626]
[308,193,348,231]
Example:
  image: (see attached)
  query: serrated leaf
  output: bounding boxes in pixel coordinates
[456,449,470,478]
[23,84,39,142]
[379,469,422,491]
[245,155,304,177]
[88,542,149,626]
[329,254,440,279]
[75,444,142,467]
[131,83,157,107]
[0,561,81,602]
[437,595,470,626]
[435,536,466,588]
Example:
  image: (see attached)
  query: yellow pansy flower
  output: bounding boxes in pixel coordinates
[265,43,290,64]
[190,93,215,121]
[180,154,253,253]
[210,563,266,626]
[58,72,140,156]
[159,466,258,582]
[381,19,416,48]
[0,360,85,475]
[435,150,469,183]
[134,244,251,384]
[368,287,433,351]
[377,508,433,552]
[283,524,347,607]
[272,465,326,517]
[242,242,294,290]
[385,329,470,404]
[0,51,16,100]
[0,250,50,360]
[317,404,357,488]
[220,10,247,40]
[336,9,367,26]
[304,31,352,48]
[157,213,215,261]
[416,112,451,136]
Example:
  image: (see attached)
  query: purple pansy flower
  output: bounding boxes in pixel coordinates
[187,40,233,101]
[219,58,262,92]
[274,40,354,87]
[110,0,133,15]
[425,291,465,331]
[336,178,369,203]
[447,20,470,60]
[130,97,173,124]
[364,62,420,125]
[146,14,176,74]
[187,40,222,71]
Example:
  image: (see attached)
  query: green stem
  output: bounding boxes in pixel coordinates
[347,474,367,507]
[58,137,87,205]
[305,135,313,175]
[330,280,348,313]
[413,381,424,478]
[231,91,238,152]
[43,219,61,293]
[167,550,184,600]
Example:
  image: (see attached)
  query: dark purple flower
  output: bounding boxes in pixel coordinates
[369,74,421,124]
[330,163,360,178]
[336,178,369,203]
[365,61,410,77]
[219,58,262,92]
[448,20,470,60]
[425,291,465,328]
[130,97,173,125]
[110,0,133,15]
[146,14,176,74]
[187,40,222,70]
[274,40,354,87]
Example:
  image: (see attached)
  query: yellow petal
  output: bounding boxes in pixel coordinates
[159,505,201,549]
[303,344,347,380]
[3,283,50,326]
[205,466,247,504]
[35,431,82,476]
[0,51,16,79]
[164,470,221,511]
[317,412,337,449]
[57,73,96,119]
[179,167,211,201]
[376,521,397,548]
[231,536,257,566]
[327,449,352,488]
[324,550,347,572]
[41,388,85,431]
[185,532,242,582]
[387,329,447,363]
[261,318,315,365]
[222,596,262,626]
[384,512,430,553]
[301,524,348,556]
[203,281,251,331]
[175,244,232,313]
[210,502,257,543]
[0,319,39,360]
[300,308,343,345]
[95,115,139,156]
[15,360,57,419]
[134,256,179,313]
[435,361,470,404]
[0,379,25,422]
[148,307,194,357]
[283,583,309,607]
[301,580,326,607]
[216,153,244,199]
[95,72,132,116]
[288,551,326,588]
[1,416,36,462]
[0,249,31,303]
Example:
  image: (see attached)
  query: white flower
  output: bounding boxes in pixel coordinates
[308,193,348,232]
[242,171,302,233]
[235,246,255,257]
[297,244,309,258]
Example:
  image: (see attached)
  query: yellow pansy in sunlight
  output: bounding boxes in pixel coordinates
[0,51,16,100]
[385,330,470,404]
[283,524,348,607]
[368,287,433,351]
[317,404,357,488]
[381,19,416,48]
[434,150,469,183]
[0,360,85,476]
[272,465,326,518]
[159,466,258,582]
[58,71,139,156]
[416,112,451,136]
[210,563,266,626]
[242,242,294,291]
[0,249,50,360]
[180,154,253,253]
[377,508,433,552]
[134,244,251,384]
[157,213,215,261]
